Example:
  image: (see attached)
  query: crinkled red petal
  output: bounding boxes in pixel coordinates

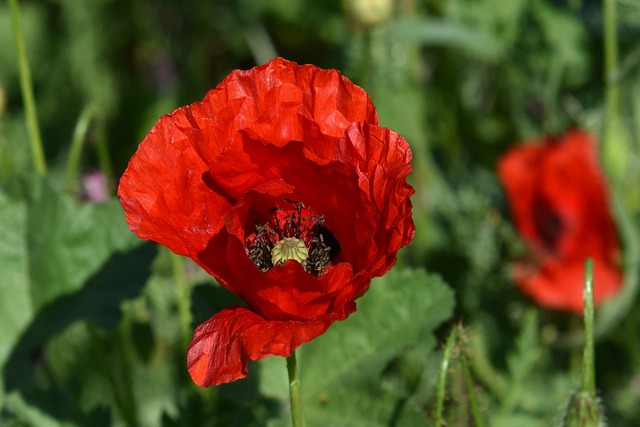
[336,122,415,279]
[200,228,357,319]
[190,57,378,168]
[118,58,387,268]
[117,120,229,261]
[187,305,348,387]
[193,122,414,319]
[119,58,416,386]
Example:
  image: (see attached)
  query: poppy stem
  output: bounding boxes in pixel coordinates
[581,258,596,393]
[459,334,485,427]
[93,114,116,195]
[170,250,193,351]
[603,0,619,122]
[434,327,457,426]
[594,191,640,337]
[8,0,46,175]
[65,104,96,194]
[286,350,304,427]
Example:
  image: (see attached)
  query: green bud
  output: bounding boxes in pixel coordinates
[602,115,632,186]
[343,0,393,27]
[562,391,605,427]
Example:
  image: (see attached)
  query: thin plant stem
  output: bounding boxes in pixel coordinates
[94,114,116,195]
[460,349,485,427]
[170,250,193,351]
[287,350,303,427]
[8,0,46,175]
[87,324,139,426]
[595,191,640,336]
[581,258,596,393]
[603,0,620,122]
[435,327,457,426]
[65,105,95,194]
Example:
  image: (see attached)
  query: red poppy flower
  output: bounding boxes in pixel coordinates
[118,58,415,386]
[498,129,621,313]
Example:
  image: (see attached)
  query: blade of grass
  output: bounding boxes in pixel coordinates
[8,0,46,174]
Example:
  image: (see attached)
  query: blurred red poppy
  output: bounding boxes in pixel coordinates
[118,58,415,386]
[498,130,621,313]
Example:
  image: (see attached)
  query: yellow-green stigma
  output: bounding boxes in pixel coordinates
[271,237,309,266]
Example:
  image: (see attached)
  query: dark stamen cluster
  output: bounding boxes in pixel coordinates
[247,223,276,272]
[245,201,336,276]
[305,232,332,276]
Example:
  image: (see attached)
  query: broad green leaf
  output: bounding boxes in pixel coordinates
[259,268,455,427]
[45,320,179,427]
[0,176,153,416]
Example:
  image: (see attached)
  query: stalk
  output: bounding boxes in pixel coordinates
[65,105,95,193]
[434,328,457,426]
[287,351,304,427]
[8,0,46,174]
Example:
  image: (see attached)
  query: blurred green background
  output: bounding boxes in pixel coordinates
[3,0,638,177]
[1,0,640,426]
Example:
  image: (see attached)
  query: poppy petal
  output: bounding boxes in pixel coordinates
[516,258,622,313]
[120,58,415,386]
[498,129,621,312]
[337,122,415,278]
[187,305,344,386]
[118,119,229,260]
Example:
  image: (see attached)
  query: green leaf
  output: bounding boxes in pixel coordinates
[260,268,455,427]
[389,17,505,62]
[2,390,102,427]
[0,176,154,418]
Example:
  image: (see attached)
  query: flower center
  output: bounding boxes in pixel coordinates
[533,196,565,252]
[245,200,338,276]
[271,237,309,266]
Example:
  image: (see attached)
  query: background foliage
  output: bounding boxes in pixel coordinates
[1,0,640,425]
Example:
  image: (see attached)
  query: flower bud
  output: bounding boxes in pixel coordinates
[602,115,632,187]
[343,0,393,27]
[562,391,605,427]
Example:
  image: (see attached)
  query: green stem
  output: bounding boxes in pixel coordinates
[460,348,485,427]
[287,351,303,427]
[170,250,193,351]
[8,0,46,174]
[94,114,115,195]
[65,105,95,194]
[581,258,596,393]
[87,324,139,426]
[595,190,640,337]
[435,327,457,427]
[603,0,620,122]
